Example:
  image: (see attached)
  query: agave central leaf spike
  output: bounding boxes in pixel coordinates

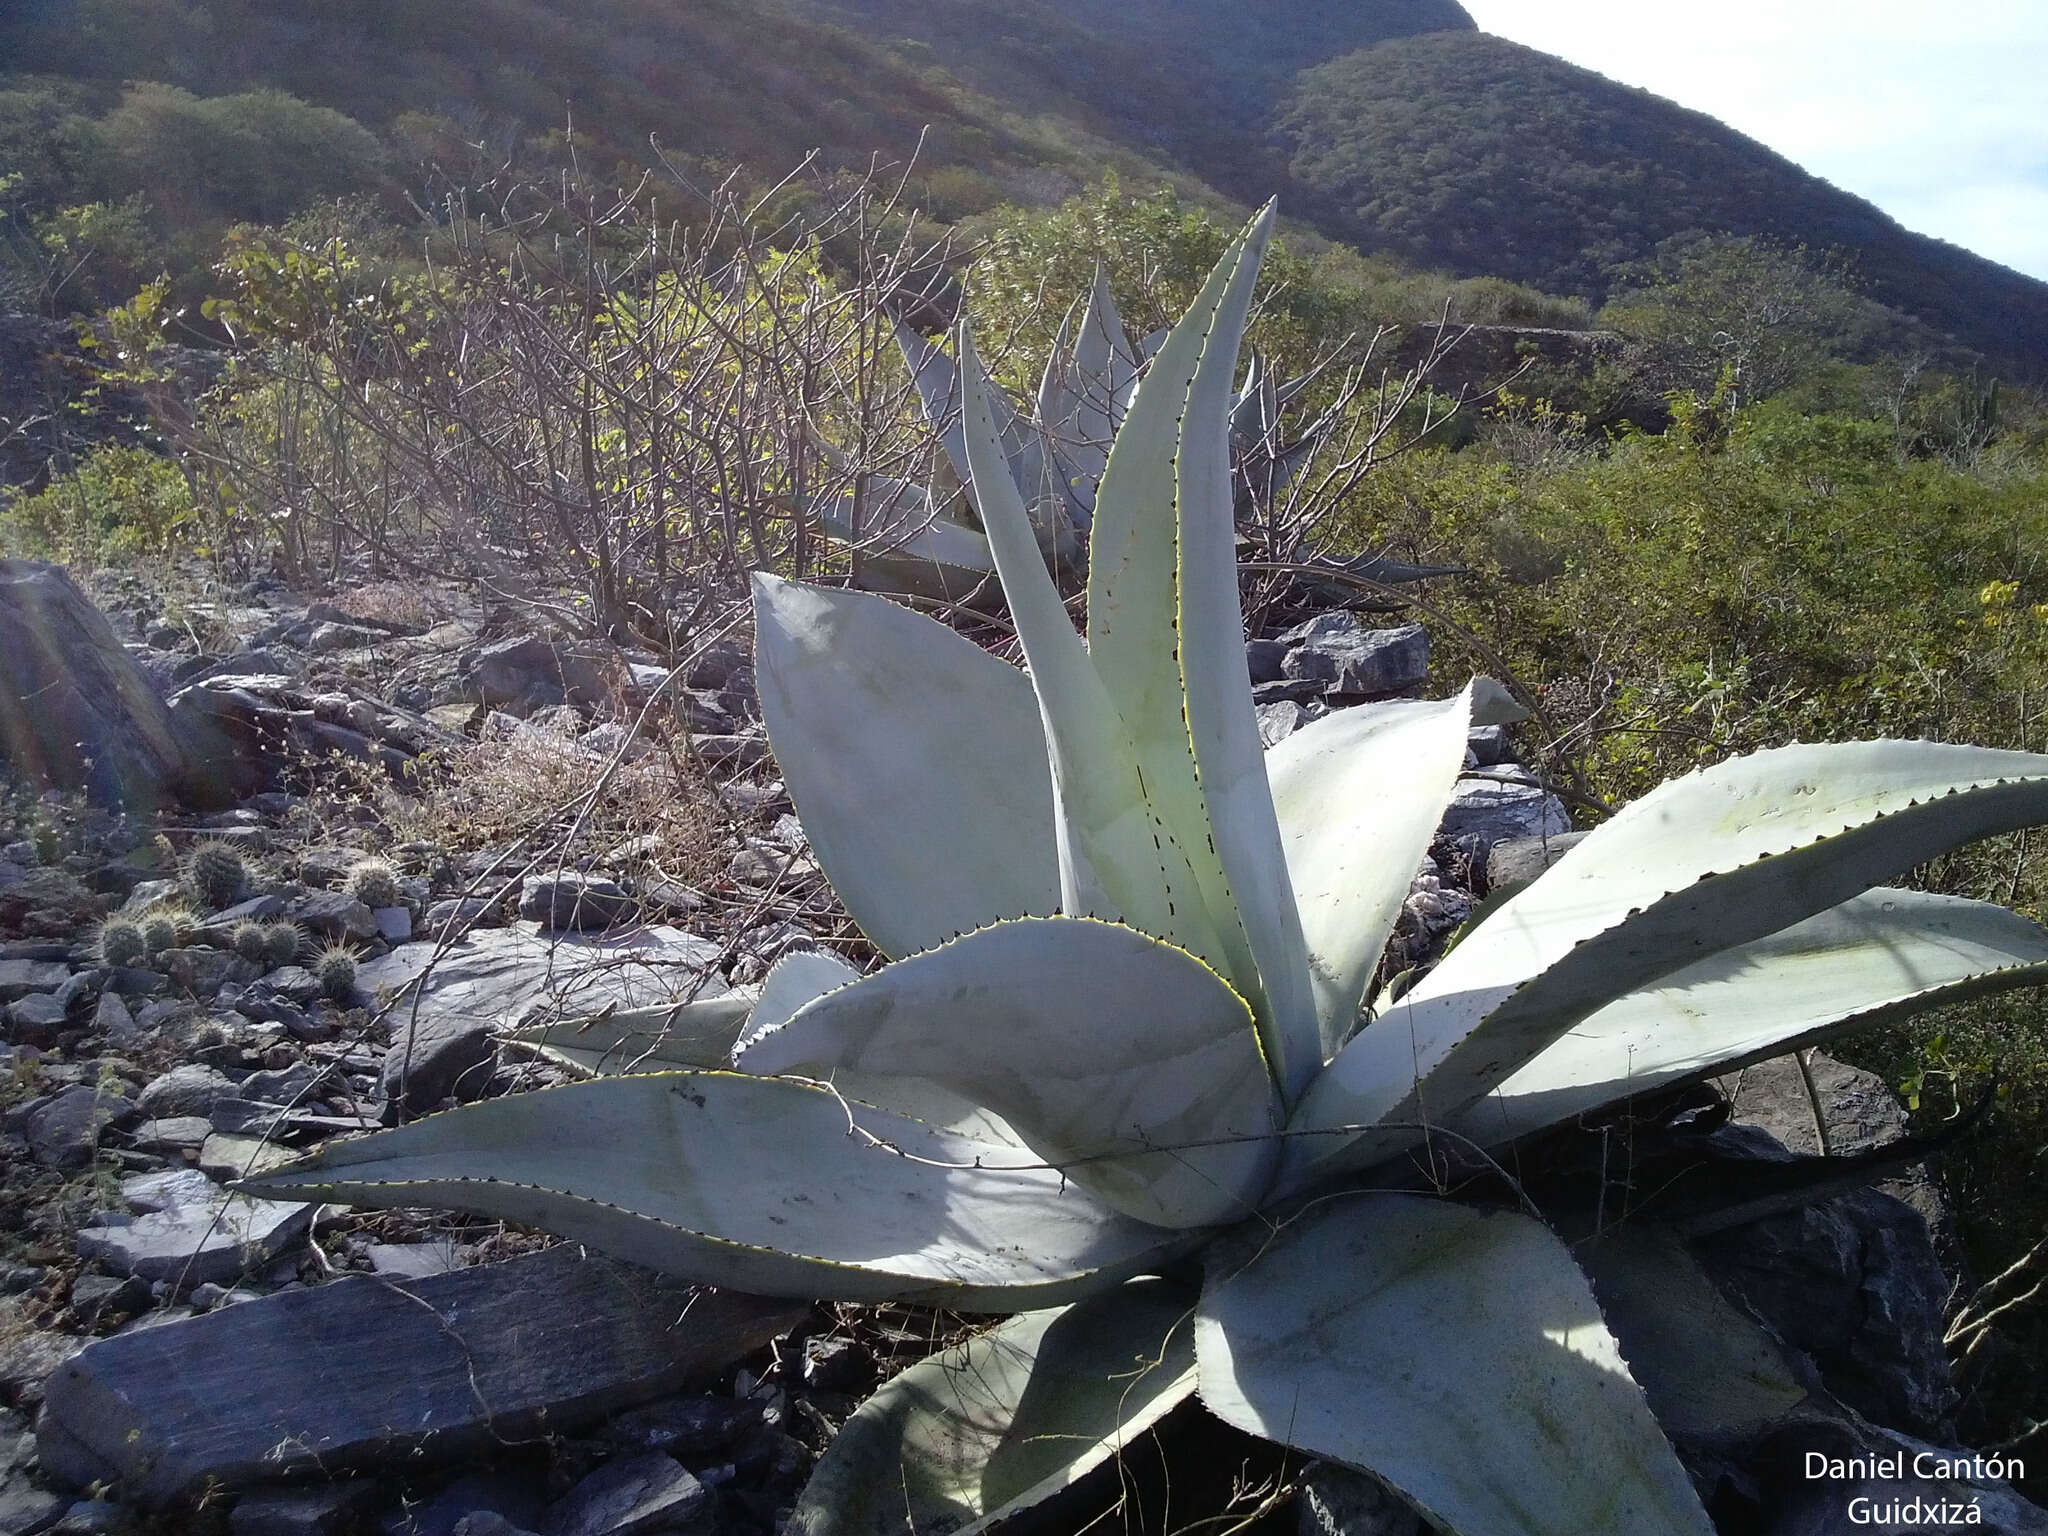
[243,202,2048,1536]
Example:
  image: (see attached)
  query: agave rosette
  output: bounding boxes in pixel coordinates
[247,207,2048,1536]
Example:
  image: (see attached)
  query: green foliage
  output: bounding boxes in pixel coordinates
[1356,399,2048,800]
[0,443,193,561]
[95,84,387,228]
[1601,234,1880,409]
[229,919,270,964]
[29,196,161,311]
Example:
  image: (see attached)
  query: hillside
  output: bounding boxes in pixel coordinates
[1280,31,2048,380]
[4,1,2047,378]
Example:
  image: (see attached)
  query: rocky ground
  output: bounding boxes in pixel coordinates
[1,557,2042,1535]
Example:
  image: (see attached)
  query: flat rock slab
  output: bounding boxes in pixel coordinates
[39,1245,806,1507]
[75,1190,312,1285]
[365,924,727,1112]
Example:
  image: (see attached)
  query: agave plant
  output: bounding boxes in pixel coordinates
[816,257,1451,606]
[246,207,2048,1536]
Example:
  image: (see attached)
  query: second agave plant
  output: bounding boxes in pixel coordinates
[245,205,2048,1536]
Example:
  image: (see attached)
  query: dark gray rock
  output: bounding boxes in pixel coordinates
[364,925,725,1112]
[1245,636,1289,684]
[1466,723,1513,767]
[0,561,199,812]
[162,946,253,997]
[228,1478,383,1536]
[130,1116,213,1154]
[90,992,139,1045]
[0,1301,84,1410]
[67,1274,150,1320]
[1278,615,1429,698]
[39,1246,807,1506]
[5,993,68,1044]
[0,961,69,1001]
[291,892,379,943]
[542,1454,707,1536]
[603,1396,761,1458]
[518,874,635,932]
[74,1188,312,1286]
[451,1515,541,1536]
[1482,830,1589,895]
[1249,678,1328,706]
[199,894,291,933]
[423,898,497,938]
[1295,1462,1424,1536]
[386,1469,552,1536]
[688,733,768,768]
[462,636,617,713]
[7,1085,130,1170]
[1439,776,1572,851]
[1697,1061,1960,1440]
[163,680,298,806]
[0,1447,67,1536]
[682,638,750,693]
[135,1063,240,1121]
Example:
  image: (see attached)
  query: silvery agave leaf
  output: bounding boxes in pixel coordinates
[1197,1195,1714,1536]
[791,1278,1198,1536]
[246,1070,1188,1310]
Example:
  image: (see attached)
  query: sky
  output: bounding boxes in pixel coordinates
[1452,0,2048,283]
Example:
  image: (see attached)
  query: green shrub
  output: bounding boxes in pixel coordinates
[0,443,193,561]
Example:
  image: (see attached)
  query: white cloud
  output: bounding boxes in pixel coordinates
[1452,1,2048,280]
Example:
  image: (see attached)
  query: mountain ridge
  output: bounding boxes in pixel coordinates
[2,0,2043,377]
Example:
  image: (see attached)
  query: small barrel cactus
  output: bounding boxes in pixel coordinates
[314,944,358,1002]
[97,919,148,970]
[230,920,271,965]
[142,909,186,959]
[262,921,303,969]
[182,839,250,911]
[344,858,403,911]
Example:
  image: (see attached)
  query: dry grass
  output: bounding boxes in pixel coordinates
[295,714,729,892]
[325,580,456,632]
